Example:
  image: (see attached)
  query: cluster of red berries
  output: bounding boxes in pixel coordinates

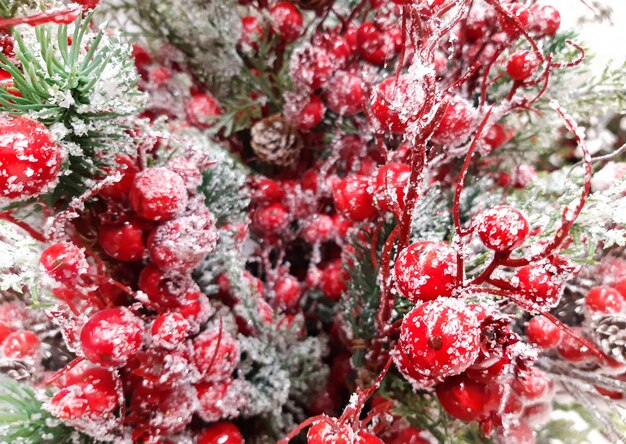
[36,154,248,442]
[0,302,42,364]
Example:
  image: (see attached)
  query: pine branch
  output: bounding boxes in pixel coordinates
[0,378,96,443]
[0,13,144,205]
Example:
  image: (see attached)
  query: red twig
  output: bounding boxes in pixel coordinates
[0,211,46,242]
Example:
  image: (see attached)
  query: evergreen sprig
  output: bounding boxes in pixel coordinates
[0,13,143,205]
[0,378,95,443]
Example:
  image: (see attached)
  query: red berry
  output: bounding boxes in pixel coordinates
[130,383,196,434]
[270,2,303,43]
[332,175,376,221]
[196,379,237,422]
[0,322,13,344]
[529,4,561,37]
[174,290,211,329]
[515,263,562,311]
[193,328,240,380]
[556,328,595,363]
[129,167,188,221]
[394,298,480,385]
[498,421,536,444]
[302,214,335,243]
[39,242,87,284]
[431,96,475,146]
[98,155,139,201]
[0,115,62,200]
[386,426,428,444]
[253,202,290,234]
[290,44,334,90]
[50,366,118,419]
[186,93,222,129]
[80,307,143,367]
[148,66,171,86]
[292,94,325,130]
[526,315,561,349]
[307,422,383,444]
[357,22,396,65]
[585,286,624,314]
[373,162,411,213]
[498,3,530,35]
[72,0,101,9]
[319,260,348,301]
[239,16,264,51]
[394,241,457,303]
[370,75,424,134]
[475,205,530,252]
[512,368,550,401]
[198,421,243,444]
[613,278,626,299]
[2,331,40,360]
[151,312,189,349]
[131,44,152,73]
[250,177,285,204]
[164,157,203,192]
[483,123,509,151]
[324,71,364,116]
[507,51,539,81]
[466,355,510,385]
[273,274,301,310]
[435,374,491,422]
[99,218,146,262]
[148,212,218,272]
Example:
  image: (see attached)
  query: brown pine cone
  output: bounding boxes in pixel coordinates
[591,314,626,364]
[250,114,302,167]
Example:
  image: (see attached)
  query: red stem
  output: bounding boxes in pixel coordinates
[0,211,46,242]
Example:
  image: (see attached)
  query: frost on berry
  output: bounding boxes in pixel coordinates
[393,298,480,388]
[192,326,240,381]
[129,167,188,221]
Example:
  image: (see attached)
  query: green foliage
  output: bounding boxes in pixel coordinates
[0,13,144,204]
[0,378,96,443]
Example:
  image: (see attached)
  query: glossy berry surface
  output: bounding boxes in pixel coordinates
[357,22,395,66]
[129,167,188,221]
[253,202,290,234]
[435,374,491,422]
[273,274,301,310]
[333,175,376,221]
[395,298,480,384]
[529,4,561,37]
[270,2,303,43]
[507,51,539,81]
[2,330,40,359]
[198,421,244,444]
[585,286,624,314]
[498,3,530,35]
[526,315,561,349]
[319,260,347,301]
[516,264,562,311]
[556,328,595,363]
[80,308,143,367]
[292,94,325,130]
[373,162,411,213]
[193,328,240,380]
[370,76,423,134]
[151,312,189,349]
[39,242,87,284]
[394,241,457,302]
[324,71,364,116]
[99,219,146,262]
[0,115,62,200]
[475,205,530,252]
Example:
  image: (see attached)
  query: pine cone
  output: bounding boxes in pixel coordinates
[591,314,626,363]
[0,359,33,381]
[250,114,302,167]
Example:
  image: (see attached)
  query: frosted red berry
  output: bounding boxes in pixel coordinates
[394,299,480,385]
[319,260,347,301]
[529,4,561,37]
[196,379,235,422]
[193,328,240,380]
[240,16,264,51]
[129,167,188,221]
[130,383,196,434]
[270,2,303,43]
[302,214,335,243]
[99,218,146,262]
[80,307,143,367]
[498,3,530,35]
[431,96,475,146]
[0,115,62,201]
[273,274,301,310]
[370,75,423,134]
[0,322,12,344]
[394,241,457,302]
[373,162,411,213]
[292,94,325,130]
[357,22,396,66]
[324,71,364,116]
[186,93,222,129]
[516,264,562,311]
[198,421,244,444]
[253,202,290,234]
[475,205,530,252]
[332,175,376,221]
[556,328,595,363]
[512,368,550,401]
[2,330,40,360]
[585,286,624,314]
[39,242,87,284]
[151,312,189,349]
[147,212,218,272]
[435,374,491,422]
[526,315,561,349]
[98,155,139,201]
[507,51,539,81]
